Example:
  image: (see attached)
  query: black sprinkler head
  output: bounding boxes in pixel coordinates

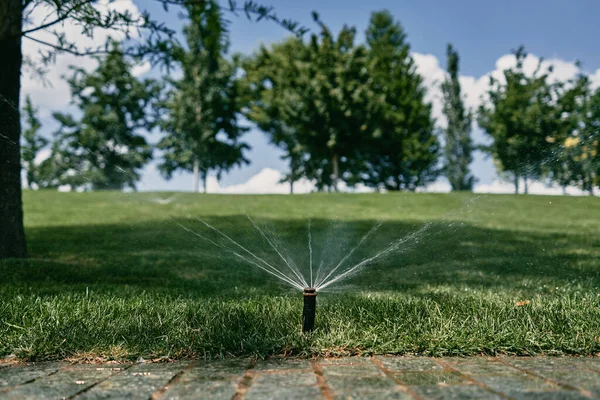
[302,288,317,333]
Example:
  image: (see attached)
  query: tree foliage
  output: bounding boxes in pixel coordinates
[242,38,308,193]
[0,0,306,258]
[547,76,600,194]
[245,11,437,192]
[21,95,48,189]
[157,1,249,193]
[43,44,158,190]
[478,47,556,194]
[299,14,373,191]
[441,44,475,191]
[360,10,438,191]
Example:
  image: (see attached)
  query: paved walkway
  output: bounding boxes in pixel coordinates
[1,356,599,399]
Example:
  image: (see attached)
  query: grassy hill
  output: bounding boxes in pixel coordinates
[1,191,599,360]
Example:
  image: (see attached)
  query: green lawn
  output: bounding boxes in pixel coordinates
[1,191,599,361]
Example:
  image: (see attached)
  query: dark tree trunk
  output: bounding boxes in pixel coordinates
[331,154,339,192]
[0,1,27,259]
[523,177,529,194]
[513,174,519,194]
[202,172,208,194]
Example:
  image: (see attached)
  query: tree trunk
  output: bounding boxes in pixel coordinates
[523,177,529,195]
[203,172,207,194]
[331,154,339,192]
[0,1,27,259]
[192,158,199,193]
[513,174,519,194]
[289,160,295,194]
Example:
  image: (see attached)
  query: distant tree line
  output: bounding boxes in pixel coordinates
[21,7,600,196]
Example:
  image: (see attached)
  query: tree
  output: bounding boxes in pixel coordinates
[0,0,304,259]
[43,45,157,190]
[300,14,373,191]
[441,44,475,191]
[552,77,600,195]
[359,10,438,191]
[580,86,600,195]
[157,1,249,193]
[478,47,557,194]
[243,38,308,194]
[542,75,587,194]
[21,95,48,189]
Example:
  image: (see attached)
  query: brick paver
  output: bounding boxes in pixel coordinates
[1,356,598,399]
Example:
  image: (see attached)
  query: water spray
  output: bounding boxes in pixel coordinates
[302,288,317,333]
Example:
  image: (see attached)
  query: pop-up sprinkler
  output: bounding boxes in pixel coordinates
[302,288,317,333]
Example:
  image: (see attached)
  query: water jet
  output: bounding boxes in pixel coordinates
[302,288,317,333]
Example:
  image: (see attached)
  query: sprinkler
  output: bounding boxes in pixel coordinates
[302,288,317,333]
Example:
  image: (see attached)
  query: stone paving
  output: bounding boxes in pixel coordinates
[1,356,599,399]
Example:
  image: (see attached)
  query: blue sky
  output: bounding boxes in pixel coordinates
[23,0,600,193]
[132,0,600,191]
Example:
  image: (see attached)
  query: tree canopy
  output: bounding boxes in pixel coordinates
[157,1,250,193]
[43,44,159,190]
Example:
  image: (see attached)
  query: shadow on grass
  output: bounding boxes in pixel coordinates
[2,216,599,298]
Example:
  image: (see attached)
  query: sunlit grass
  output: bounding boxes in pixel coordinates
[0,191,599,360]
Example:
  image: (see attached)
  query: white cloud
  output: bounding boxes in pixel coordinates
[21,0,142,111]
[33,148,51,165]
[206,168,313,194]
[474,179,586,196]
[197,169,589,196]
[413,50,600,129]
[131,61,151,77]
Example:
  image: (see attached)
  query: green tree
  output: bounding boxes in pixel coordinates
[21,95,48,189]
[360,10,438,191]
[441,44,475,191]
[46,45,158,190]
[243,38,308,194]
[555,78,600,195]
[300,14,373,191]
[157,1,249,193]
[478,47,556,194]
[542,75,587,194]
[0,0,303,259]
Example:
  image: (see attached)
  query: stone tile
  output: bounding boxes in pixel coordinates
[184,358,251,379]
[161,379,238,400]
[252,371,317,387]
[413,384,503,399]
[567,358,600,372]
[376,356,443,372]
[319,357,372,366]
[474,374,555,393]
[161,359,247,399]
[0,362,64,389]
[395,371,465,386]
[246,371,319,400]
[254,358,312,371]
[442,358,520,376]
[1,364,127,400]
[530,369,600,396]
[510,391,591,400]
[508,357,580,372]
[78,362,189,399]
[246,386,322,400]
[331,388,412,400]
[322,365,399,396]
